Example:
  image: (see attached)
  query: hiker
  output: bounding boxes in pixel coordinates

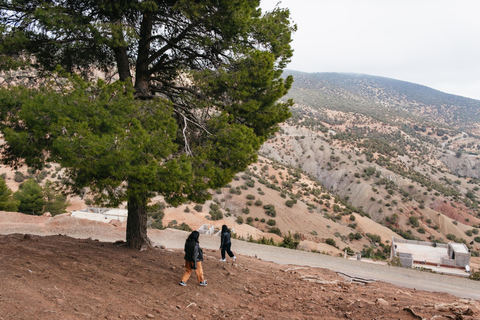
[219,225,236,262]
[180,231,207,286]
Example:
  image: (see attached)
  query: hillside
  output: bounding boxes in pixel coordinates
[283,71,480,133]
[2,71,480,267]
[1,226,479,319]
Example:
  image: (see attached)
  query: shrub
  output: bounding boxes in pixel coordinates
[194,204,203,212]
[267,219,276,226]
[280,232,299,249]
[409,216,419,227]
[268,227,282,236]
[417,227,425,234]
[446,234,456,241]
[254,200,263,206]
[242,207,250,214]
[236,216,243,224]
[366,233,381,243]
[474,237,480,243]
[246,194,255,200]
[245,180,255,188]
[349,214,355,221]
[285,200,294,207]
[209,209,223,221]
[14,171,26,183]
[470,271,480,281]
[325,238,336,247]
[176,223,192,232]
[263,204,276,217]
[348,232,362,241]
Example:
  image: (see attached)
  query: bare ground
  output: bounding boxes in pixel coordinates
[0,212,479,320]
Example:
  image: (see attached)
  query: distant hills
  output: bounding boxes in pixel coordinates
[283,70,480,132]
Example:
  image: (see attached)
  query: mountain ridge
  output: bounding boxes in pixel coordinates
[283,70,480,132]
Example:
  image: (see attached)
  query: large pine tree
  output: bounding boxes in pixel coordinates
[0,0,295,249]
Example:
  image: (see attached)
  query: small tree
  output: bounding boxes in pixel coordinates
[43,180,69,216]
[0,177,19,212]
[13,179,45,215]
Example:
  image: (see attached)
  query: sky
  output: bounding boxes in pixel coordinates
[260,0,480,100]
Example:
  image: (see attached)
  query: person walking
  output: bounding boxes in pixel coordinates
[180,231,207,286]
[219,225,236,262]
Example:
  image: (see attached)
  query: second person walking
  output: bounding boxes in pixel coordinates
[220,224,236,262]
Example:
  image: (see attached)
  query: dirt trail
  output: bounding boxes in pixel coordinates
[153,229,480,301]
[1,211,478,301]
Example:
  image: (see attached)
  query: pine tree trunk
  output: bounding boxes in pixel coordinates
[125,186,151,250]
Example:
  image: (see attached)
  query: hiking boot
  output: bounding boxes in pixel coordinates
[179,281,186,286]
[199,280,208,286]
[232,256,236,262]
[219,258,226,261]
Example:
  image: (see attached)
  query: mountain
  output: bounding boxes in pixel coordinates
[283,70,480,132]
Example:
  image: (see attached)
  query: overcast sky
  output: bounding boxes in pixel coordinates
[260,0,480,100]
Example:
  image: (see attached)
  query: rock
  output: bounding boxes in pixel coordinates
[146,314,155,319]
[43,212,52,217]
[375,298,389,306]
[160,245,166,249]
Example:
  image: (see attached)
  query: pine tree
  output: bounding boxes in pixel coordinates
[0,0,296,249]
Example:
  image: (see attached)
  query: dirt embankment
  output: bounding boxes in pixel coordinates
[0,211,479,320]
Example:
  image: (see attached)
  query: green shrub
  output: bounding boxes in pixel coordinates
[325,238,336,247]
[268,227,282,236]
[246,194,255,200]
[236,216,243,224]
[409,216,419,227]
[267,219,276,226]
[245,180,255,188]
[366,233,381,243]
[280,232,299,249]
[209,209,223,221]
[14,171,26,183]
[194,204,203,212]
[254,200,263,206]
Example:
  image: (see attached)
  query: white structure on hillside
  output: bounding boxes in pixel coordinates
[197,224,234,236]
[71,207,128,223]
[391,237,470,270]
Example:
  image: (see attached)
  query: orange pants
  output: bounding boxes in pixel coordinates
[181,260,204,283]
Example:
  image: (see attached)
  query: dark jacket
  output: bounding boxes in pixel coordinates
[184,239,203,264]
[220,230,231,249]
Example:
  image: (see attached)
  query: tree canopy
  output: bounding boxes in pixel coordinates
[0,0,296,249]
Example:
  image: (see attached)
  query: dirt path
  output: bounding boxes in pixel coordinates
[152,229,480,301]
[1,212,479,302]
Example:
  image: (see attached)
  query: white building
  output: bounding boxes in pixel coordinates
[71,207,128,223]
